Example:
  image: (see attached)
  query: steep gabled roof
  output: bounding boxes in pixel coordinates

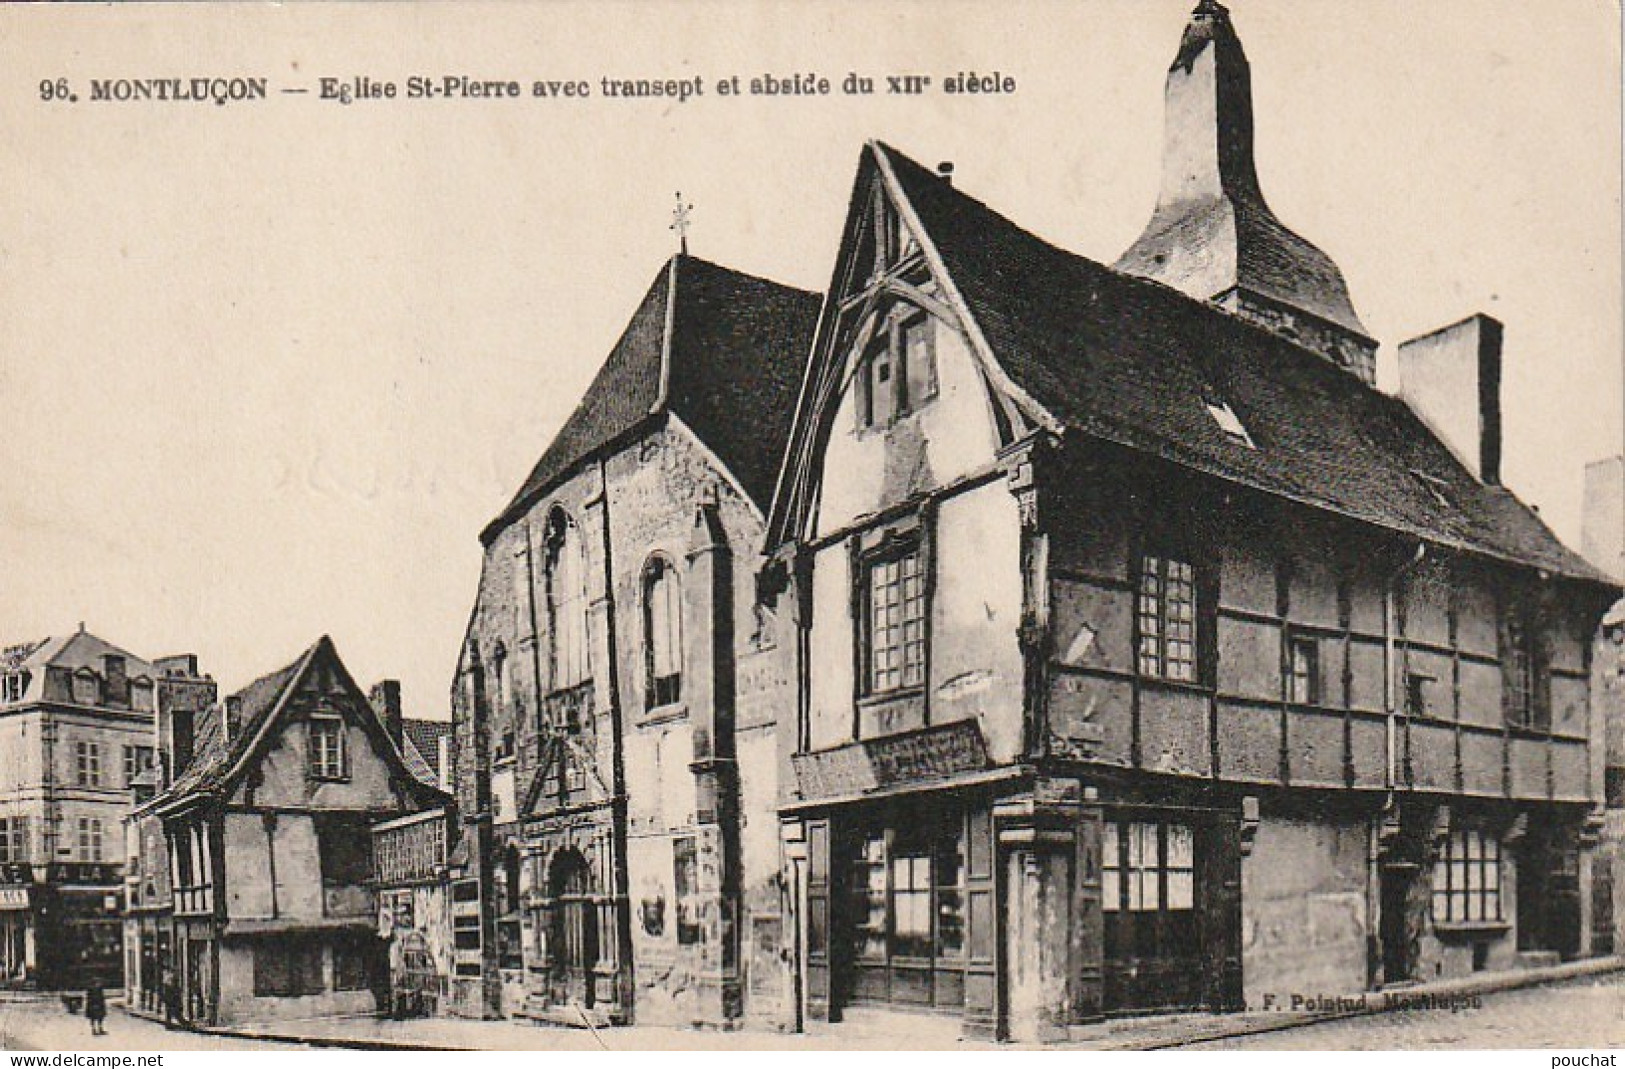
[482,255,820,542]
[774,140,1611,588]
[143,636,449,815]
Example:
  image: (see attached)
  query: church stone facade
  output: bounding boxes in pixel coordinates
[445,255,818,1028]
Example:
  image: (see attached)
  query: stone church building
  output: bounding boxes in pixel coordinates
[445,254,819,1028]
[762,1,1619,1043]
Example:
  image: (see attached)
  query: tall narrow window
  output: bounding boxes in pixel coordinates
[77,817,103,862]
[1289,636,1320,705]
[546,510,591,691]
[864,544,926,696]
[0,817,28,863]
[309,716,347,780]
[1502,601,1548,730]
[1138,553,1198,683]
[644,556,683,710]
[75,741,102,787]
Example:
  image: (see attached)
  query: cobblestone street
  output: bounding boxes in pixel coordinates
[1188,974,1625,1050]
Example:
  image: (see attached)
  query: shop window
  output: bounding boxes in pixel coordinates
[846,821,965,966]
[309,716,348,780]
[254,940,324,997]
[1289,636,1319,705]
[861,543,926,697]
[1432,828,1503,924]
[1102,818,1197,961]
[1137,554,1199,683]
[644,556,683,711]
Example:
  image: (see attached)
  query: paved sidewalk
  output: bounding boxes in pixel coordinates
[2,955,1618,1051]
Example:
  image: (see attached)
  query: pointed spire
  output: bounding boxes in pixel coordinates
[1116,1,1376,383]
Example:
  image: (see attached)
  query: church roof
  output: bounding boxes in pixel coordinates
[483,255,821,542]
[852,142,1611,587]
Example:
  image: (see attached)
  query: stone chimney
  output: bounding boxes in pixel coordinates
[1583,455,1625,581]
[102,654,128,707]
[369,679,404,749]
[1116,0,1377,382]
[1397,313,1503,486]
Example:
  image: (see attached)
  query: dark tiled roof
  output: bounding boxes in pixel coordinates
[484,255,820,541]
[157,645,311,802]
[874,142,1612,586]
[403,718,450,779]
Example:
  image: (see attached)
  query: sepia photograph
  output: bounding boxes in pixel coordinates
[0,0,1621,1056]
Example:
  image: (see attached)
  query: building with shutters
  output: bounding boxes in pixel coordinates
[123,636,447,1027]
[761,1,1620,1042]
[0,626,213,990]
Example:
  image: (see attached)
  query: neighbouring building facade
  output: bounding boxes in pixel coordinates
[761,2,1620,1043]
[446,253,819,1028]
[0,626,213,989]
[124,637,447,1026]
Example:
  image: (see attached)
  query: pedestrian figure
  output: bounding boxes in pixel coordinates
[162,971,182,1029]
[83,985,106,1036]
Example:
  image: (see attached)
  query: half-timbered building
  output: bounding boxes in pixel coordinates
[763,2,1620,1042]
[124,637,447,1026]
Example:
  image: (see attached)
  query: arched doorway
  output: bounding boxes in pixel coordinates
[549,849,598,1008]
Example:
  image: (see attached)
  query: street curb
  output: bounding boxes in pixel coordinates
[1102,955,1625,1051]
[197,1023,479,1052]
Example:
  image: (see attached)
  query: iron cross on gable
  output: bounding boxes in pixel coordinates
[670,192,693,255]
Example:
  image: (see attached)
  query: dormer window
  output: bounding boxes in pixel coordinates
[1205,398,1255,448]
[1,672,25,704]
[857,307,937,431]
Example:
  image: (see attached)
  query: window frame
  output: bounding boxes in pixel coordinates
[75,741,102,787]
[858,537,928,700]
[1431,827,1504,925]
[643,554,684,712]
[845,819,965,967]
[1288,634,1320,706]
[855,303,938,432]
[544,509,592,695]
[308,715,349,781]
[1500,594,1552,732]
[1136,549,1202,685]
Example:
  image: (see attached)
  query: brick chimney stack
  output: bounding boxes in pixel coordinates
[1116,0,1377,382]
[1397,314,1504,487]
[369,679,404,749]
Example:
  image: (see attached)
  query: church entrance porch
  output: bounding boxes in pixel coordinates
[516,816,630,1028]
